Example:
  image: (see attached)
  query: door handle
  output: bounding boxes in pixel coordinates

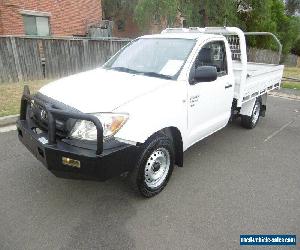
[225,84,233,89]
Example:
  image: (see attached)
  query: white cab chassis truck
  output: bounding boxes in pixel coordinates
[17,27,284,197]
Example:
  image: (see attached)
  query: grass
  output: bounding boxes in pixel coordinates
[281,82,300,90]
[0,80,50,117]
[282,67,300,90]
[283,67,300,78]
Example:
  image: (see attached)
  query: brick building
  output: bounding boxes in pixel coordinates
[0,0,102,37]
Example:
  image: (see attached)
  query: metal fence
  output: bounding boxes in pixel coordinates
[0,36,130,83]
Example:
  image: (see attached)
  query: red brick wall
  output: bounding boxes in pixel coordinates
[0,0,102,36]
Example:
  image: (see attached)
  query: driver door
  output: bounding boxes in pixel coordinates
[187,40,233,146]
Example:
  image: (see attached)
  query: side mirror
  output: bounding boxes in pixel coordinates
[192,66,217,84]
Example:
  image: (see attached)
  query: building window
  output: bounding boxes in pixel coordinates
[23,15,50,36]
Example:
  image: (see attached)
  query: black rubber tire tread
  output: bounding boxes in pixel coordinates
[128,132,174,198]
[241,98,261,129]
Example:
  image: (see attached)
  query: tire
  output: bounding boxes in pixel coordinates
[241,98,261,129]
[128,133,174,198]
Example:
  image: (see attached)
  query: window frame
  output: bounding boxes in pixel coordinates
[190,40,228,84]
[22,14,51,36]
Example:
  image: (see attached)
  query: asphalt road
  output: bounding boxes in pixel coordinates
[0,96,299,250]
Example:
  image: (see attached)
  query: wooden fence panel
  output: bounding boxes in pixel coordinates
[0,37,128,83]
[68,40,86,74]
[15,38,43,81]
[110,40,128,56]
[247,48,280,64]
[41,39,129,80]
[283,54,298,67]
[247,47,299,66]
[3,36,296,84]
[0,37,18,83]
[42,39,55,79]
[87,40,110,68]
[43,39,71,79]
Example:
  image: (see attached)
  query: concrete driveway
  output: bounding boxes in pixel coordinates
[0,95,299,250]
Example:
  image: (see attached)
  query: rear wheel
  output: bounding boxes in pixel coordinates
[241,98,261,129]
[128,133,174,198]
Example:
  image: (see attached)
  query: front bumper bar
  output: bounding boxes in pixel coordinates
[17,86,138,181]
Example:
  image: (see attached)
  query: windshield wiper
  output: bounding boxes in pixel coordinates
[110,67,173,80]
[110,67,141,74]
[141,72,173,80]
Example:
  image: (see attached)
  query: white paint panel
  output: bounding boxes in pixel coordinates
[39,69,171,113]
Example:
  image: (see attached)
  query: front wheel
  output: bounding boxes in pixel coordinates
[128,133,174,198]
[241,98,261,129]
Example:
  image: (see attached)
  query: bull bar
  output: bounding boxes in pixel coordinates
[20,85,104,155]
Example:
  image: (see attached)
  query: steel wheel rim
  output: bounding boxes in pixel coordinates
[144,148,170,189]
[252,102,260,125]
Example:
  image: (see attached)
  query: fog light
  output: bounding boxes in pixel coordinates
[62,157,81,169]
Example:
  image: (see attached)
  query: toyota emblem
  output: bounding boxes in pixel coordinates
[40,109,47,120]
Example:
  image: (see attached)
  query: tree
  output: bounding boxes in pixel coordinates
[134,0,180,30]
[235,0,276,49]
[292,36,300,55]
[133,0,300,54]
[271,0,300,54]
[103,0,137,20]
[236,0,300,54]
[285,0,300,16]
[134,0,239,30]
[196,0,239,26]
[291,16,300,55]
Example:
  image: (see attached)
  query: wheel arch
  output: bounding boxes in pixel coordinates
[161,127,184,167]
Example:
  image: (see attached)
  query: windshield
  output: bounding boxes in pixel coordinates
[103,38,196,80]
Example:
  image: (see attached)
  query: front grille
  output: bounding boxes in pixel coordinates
[27,94,79,138]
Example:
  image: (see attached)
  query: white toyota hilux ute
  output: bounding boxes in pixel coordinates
[17,27,284,197]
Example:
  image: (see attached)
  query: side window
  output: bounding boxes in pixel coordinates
[195,41,228,77]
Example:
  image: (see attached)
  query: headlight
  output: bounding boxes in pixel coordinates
[70,113,129,141]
